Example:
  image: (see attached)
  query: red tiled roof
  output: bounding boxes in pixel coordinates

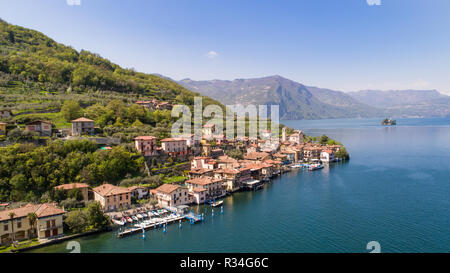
[155,184,182,194]
[71,117,94,122]
[186,177,222,186]
[134,136,157,140]
[54,183,89,190]
[160,138,186,142]
[0,203,65,221]
[93,184,130,197]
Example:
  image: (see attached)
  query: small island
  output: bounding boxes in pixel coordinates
[381,118,396,126]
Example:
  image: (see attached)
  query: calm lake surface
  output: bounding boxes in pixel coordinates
[31,117,450,253]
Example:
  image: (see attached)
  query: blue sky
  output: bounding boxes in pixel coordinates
[1,0,450,94]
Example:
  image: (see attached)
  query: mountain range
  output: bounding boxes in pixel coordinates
[179,76,450,120]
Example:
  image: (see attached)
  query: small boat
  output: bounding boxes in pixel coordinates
[291,164,302,169]
[153,211,160,216]
[126,217,133,223]
[212,200,223,207]
[132,215,139,221]
[309,164,324,171]
[137,214,143,219]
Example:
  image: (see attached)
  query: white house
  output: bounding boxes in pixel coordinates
[320,149,335,163]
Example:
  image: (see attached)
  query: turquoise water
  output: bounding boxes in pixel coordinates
[30,118,450,253]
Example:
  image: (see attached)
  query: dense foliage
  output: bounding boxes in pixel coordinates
[0,140,144,202]
[64,201,110,234]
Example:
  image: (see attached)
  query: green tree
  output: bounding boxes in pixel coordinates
[27,212,38,238]
[61,100,83,122]
[319,134,329,145]
[64,210,89,234]
[68,187,83,201]
[86,201,110,230]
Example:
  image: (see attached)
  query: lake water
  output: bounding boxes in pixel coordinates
[30,118,450,253]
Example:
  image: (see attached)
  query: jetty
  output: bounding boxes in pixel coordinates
[116,209,203,238]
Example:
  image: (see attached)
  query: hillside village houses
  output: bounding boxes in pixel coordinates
[0,203,65,245]
[161,138,188,156]
[25,120,52,136]
[134,136,157,157]
[71,117,95,136]
[0,122,6,135]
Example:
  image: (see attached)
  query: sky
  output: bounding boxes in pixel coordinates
[1,0,450,94]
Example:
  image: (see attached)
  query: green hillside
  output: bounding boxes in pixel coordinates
[0,18,220,115]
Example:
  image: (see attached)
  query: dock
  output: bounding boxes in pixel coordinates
[116,212,203,238]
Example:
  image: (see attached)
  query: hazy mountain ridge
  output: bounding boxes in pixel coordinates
[179,76,450,119]
[179,76,383,120]
[348,90,450,118]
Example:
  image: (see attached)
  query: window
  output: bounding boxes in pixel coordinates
[51,220,56,227]
[4,224,8,231]
[17,221,22,229]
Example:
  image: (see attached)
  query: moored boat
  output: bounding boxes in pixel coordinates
[212,200,224,207]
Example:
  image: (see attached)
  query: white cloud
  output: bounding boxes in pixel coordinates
[366,0,381,6]
[411,78,430,89]
[66,0,81,6]
[205,51,218,59]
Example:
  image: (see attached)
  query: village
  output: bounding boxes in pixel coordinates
[0,100,348,250]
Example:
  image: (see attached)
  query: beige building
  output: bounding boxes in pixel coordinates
[71,117,95,136]
[92,184,131,212]
[53,183,90,202]
[154,184,190,207]
[185,177,224,201]
[161,138,188,156]
[0,203,65,245]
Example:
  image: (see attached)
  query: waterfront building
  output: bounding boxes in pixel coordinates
[25,120,53,137]
[281,150,296,163]
[53,183,89,202]
[154,184,190,207]
[161,138,188,156]
[185,177,225,201]
[0,203,65,245]
[134,136,157,156]
[213,168,241,192]
[303,146,322,162]
[189,188,207,204]
[320,149,335,163]
[128,186,149,200]
[71,117,95,136]
[92,184,131,212]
